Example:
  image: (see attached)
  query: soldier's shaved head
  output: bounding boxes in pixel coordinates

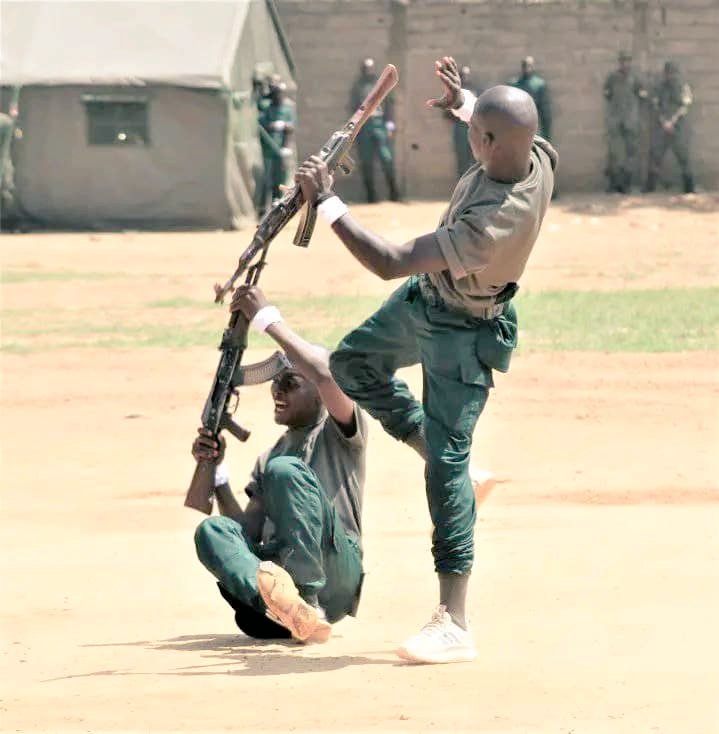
[468,85,539,182]
[474,85,538,135]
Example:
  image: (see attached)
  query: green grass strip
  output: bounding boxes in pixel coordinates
[1,288,717,353]
[1,269,122,284]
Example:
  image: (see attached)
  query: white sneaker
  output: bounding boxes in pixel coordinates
[396,605,477,664]
[470,465,496,506]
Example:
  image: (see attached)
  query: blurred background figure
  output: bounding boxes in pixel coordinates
[509,56,557,198]
[350,57,401,203]
[257,76,296,215]
[645,61,694,194]
[509,56,552,141]
[448,64,483,178]
[0,88,20,228]
[603,51,648,194]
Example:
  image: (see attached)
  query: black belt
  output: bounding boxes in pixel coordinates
[418,275,516,320]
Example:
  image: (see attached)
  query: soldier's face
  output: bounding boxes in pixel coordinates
[619,59,631,73]
[362,59,375,78]
[270,370,322,427]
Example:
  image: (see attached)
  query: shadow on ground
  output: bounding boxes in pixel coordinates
[41,634,400,681]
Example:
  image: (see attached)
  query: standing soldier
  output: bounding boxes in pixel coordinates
[258,77,296,215]
[448,65,483,178]
[645,61,695,194]
[509,56,557,198]
[603,51,648,193]
[509,56,552,141]
[0,91,19,227]
[350,58,401,203]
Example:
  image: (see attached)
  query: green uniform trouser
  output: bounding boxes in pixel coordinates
[330,277,517,574]
[607,122,639,189]
[357,123,399,202]
[453,121,473,178]
[648,121,692,181]
[194,457,363,625]
[258,154,288,212]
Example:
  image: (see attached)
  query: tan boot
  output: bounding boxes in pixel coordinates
[256,561,332,643]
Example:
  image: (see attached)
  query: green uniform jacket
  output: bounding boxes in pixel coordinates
[509,73,552,140]
[604,70,646,130]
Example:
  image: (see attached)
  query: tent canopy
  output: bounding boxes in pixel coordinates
[0,0,286,88]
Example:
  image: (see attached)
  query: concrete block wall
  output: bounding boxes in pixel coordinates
[277,0,719,199]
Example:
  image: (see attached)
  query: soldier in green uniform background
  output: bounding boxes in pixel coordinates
[645,61,694,194]
[258,77,296,215]
[509,56,557,198]
[509,56,552,141]
[0,97,19,228]
[350,58,401,203]
[447,64,483,178]
[603,51,648,193]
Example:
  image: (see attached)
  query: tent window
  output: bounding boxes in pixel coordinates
[84,99,149,146]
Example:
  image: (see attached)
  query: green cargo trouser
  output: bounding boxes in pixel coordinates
[330,277,517,574]
[607,122,639,189]
[194,456,363,627]
[453,121,474,178]
[648,122,692,180]
[357,124,399,202]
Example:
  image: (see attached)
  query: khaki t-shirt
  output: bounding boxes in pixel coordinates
[245,406,367,544]
[430,137,558,317]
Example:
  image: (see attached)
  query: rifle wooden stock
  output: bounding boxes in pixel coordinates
[185,460,216,515]
[347,64,399,144]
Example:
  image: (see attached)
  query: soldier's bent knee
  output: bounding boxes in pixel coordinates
[194,516,230,558]
[329,348,352,388]
[264,456,308,486]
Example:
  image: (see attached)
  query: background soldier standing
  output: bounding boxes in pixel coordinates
[258,77,296,215]
[350,58,401,203]
[509,56,552,141]
[603,51,647,193]
[448,65,483,178]
[645,61,694,194]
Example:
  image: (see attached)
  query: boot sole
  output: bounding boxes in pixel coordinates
[257,562,332,643]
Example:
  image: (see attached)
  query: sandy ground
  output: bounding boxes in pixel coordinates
[1,194,718,733]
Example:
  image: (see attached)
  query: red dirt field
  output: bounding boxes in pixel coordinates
[1,193,718,733]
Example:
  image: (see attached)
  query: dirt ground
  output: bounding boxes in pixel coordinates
[1,193,718,733]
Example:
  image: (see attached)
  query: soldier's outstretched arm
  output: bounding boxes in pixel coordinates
[231,285,356,431]
[295,156,447,280]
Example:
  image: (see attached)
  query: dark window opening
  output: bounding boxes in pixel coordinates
[83,95,149,146]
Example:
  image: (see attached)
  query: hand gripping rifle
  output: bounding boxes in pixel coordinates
[185,64,399,513]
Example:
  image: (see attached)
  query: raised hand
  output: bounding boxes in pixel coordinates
[295,155,334,204]
[230,285,269,320]
[426,56,465,110]
[192,427,226,464]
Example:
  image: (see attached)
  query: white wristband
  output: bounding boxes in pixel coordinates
[317,195,349,225]
[451,89,477,124]
[251,305,283,333]
[214,463,230,488]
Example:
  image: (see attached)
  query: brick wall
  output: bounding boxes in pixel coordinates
[277,0,719,198]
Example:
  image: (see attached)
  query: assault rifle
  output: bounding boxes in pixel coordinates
[185,64,399,513]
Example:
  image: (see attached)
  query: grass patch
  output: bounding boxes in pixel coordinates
[1,269,122,284]
[517,288,719,352]
[2,288,717,354]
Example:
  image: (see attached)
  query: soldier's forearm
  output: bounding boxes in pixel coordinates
[215,483,245,523]
[331,214,402,280]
